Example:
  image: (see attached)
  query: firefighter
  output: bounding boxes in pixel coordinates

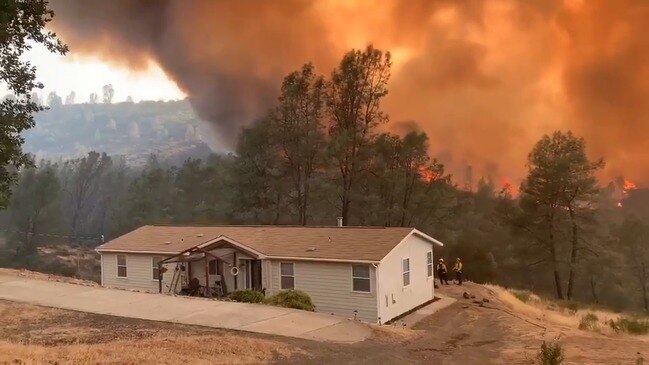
[437,259,449,285]
[453,257,463,285]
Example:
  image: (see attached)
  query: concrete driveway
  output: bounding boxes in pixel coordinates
[0,274,370,343]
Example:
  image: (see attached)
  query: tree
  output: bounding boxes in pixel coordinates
[556,133,604,300]
[46,91,62,107]
[0,0,67,207]
[62,151,112,236]
[326,46,391,225]
[617,218,649,312]
[233,119,287,224]
[517,131,602,300]
[10,161,60,254]
[102,84,114,104]
[65,91,76,104]
[269,63,326,225]
[89,93,98,104]
[30,92,42,106]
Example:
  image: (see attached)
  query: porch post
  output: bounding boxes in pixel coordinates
[158,261,162,293]
[204,254,210,297]
[233,252,238,290]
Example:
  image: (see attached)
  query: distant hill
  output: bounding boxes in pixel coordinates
[24,100,220,165]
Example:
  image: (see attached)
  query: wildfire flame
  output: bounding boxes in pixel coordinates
[418,166,434,183]
[617,178,637,208]
[622,178,637,192]
[500,177,515,196]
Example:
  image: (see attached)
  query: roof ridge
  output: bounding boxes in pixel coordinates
[147,224,413,229]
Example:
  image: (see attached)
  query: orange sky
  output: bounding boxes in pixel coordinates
[49,0,649,187]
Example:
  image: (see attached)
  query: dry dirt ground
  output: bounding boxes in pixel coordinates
[1,280,648,364]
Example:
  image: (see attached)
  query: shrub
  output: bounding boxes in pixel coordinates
[578,313,599,331]
[537,341,564,365]
[266,290,315,311]
[511,289,532,303]
[230,289,265,304]
[608,317,649,335]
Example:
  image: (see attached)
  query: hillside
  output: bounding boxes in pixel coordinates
[24,100,218,165]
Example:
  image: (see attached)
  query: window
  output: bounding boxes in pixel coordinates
[208,260,217,275]
[152,257,162,280]
[280,263,294,289]
[426,251,433,277]
[402,258,410,286]
[352,265,371,292]
[117,255,127,278]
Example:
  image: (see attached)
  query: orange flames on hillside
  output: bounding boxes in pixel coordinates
[617,178,637,208]
[623,178,637,192]
[418,166,435,183]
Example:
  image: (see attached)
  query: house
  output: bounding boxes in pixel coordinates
[95,224,444,323]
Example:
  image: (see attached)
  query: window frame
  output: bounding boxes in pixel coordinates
[402,258,410,287]
[351,264,372,293]
[152,256,162,281]
[117,254,127,278]
[426,251,433,278]
[279,262,295,290]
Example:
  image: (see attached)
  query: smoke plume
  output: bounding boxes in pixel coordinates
[49,0,649,185]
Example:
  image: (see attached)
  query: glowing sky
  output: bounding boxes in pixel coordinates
[24,44,184,103]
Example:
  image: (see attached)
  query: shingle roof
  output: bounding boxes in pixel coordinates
[96,225,431,262]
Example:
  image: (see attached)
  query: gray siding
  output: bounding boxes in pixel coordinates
[102,253,174,292]
[268,260,377,322]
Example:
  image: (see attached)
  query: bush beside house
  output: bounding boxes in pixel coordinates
[229,289,315,312]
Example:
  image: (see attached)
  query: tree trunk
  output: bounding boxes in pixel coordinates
[589,276,599,304]
[549,214,564,300]
[642,262,648,312]
[566,206,579,300]
[341,191,350,226]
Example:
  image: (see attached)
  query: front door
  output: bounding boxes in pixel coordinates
[250,260,262,291]
[242,259,263,291]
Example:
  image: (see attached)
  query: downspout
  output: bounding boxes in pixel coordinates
[373,263,381,324]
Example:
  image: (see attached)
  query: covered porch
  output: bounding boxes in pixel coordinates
[157,236,265,297]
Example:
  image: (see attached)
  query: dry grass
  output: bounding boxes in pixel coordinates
[0,334,303,364]
[485,284,649,338]
[368,324,422,343]
[0,300,308,364]
[0,268,98,287]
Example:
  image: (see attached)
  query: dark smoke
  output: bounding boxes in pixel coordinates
[49,0,649,185]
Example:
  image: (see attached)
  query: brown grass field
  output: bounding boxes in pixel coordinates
[1,272,648,364]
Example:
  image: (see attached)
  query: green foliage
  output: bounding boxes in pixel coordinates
[511,289,532,303]
[536,341,565,365]
[608,317,649,335]
[578,313,599,331]
[229,289,265,304]
[0,0,67,207]
[266,290,315,311]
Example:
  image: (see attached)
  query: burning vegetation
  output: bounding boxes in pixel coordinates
[48,0,649,186]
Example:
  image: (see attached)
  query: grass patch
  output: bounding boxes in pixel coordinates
[266,290,315,311]
[536,341,564,365]
[578,313,599,331]
[608,317,649,335]
[510,289,532,303]
[229,289,265,304]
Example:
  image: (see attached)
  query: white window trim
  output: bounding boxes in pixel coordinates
[116,254,128,279]
[351,264,372,293]
[279,262,295,290]
[402,257,410,287]
[426,251,433,278]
